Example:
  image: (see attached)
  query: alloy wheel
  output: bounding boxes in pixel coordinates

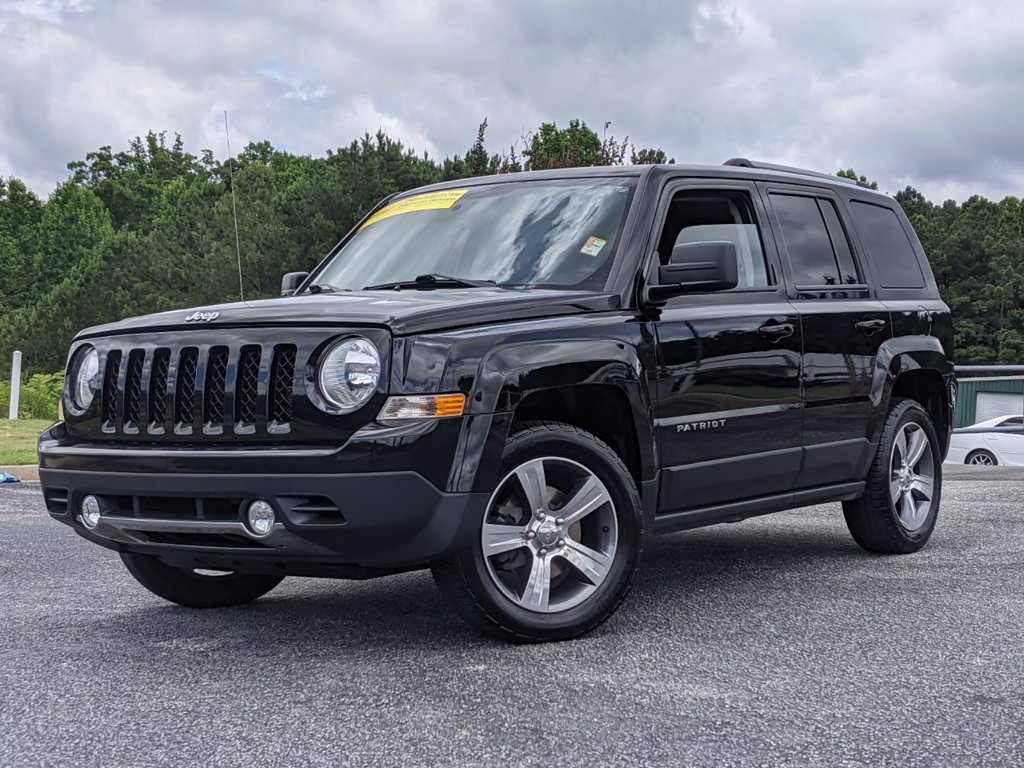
[889,422,936,531]
[481,456,618,613]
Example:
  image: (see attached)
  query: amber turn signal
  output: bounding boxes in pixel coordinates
[378,393,466,422]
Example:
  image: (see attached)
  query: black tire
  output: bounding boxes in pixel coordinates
[120,552,284,608]
[432,422,644,643]
[843,398,942,554]
[965,449,997,466]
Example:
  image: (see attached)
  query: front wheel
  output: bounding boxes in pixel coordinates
[843,398,941,554]
[120,552,284,608]
[432,422,644,643]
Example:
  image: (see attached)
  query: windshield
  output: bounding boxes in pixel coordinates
[312,178,638,291]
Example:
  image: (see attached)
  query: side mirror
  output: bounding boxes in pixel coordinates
[644,241,738,304]
[281,271,309,297]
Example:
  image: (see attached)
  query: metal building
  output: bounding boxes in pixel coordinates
[953,377,1024,428]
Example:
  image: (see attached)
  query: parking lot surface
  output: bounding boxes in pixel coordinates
[2,468,1022,767]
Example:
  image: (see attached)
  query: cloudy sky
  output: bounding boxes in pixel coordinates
[2,0,1023,202]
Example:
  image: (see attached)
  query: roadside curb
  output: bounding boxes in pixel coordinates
[1,465,39,483]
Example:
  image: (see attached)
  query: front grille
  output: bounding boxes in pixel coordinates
[96,342,301,438]
[103,494,242,522]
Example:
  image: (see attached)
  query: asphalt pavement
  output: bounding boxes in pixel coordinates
[1,469,1022,767]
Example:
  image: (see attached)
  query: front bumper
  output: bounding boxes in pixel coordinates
[39,420,494,576]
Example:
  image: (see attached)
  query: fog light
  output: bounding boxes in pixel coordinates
[81,495,101,529]
[246,500,275,537]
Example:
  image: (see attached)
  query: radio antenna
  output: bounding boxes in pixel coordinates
[224,110,245,303]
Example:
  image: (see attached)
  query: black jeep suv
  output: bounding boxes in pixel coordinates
[40,159,955,642]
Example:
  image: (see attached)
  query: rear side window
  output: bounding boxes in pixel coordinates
[770,194,860,287]
[849,201,926,289]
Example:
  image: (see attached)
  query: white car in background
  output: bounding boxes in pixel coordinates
[946,415,1024,466]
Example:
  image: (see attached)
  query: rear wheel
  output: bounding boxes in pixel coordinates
[120,552,284,608]
[965,449,997,466]
[843,398,941,554]
[432,422,643,643]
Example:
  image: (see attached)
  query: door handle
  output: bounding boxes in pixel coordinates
[758,323,795,340]
[855,319,887,334]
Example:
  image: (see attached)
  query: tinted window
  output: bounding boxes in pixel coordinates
[849,201,926,289]
[771,194,854,286]
[658,191,772,289]
[999,417,1023,427]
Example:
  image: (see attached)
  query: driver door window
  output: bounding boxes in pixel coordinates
[656,190,774,290]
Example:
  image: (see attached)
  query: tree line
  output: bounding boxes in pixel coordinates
[0,117,1020,380]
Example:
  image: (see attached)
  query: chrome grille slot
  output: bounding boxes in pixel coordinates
[123,350,145,433]
[148,348,170,433]
[234,345,261,433]
[174,347,199,434]
[101,350,122,431]
[203,346,228,434]
[269,344,296,430]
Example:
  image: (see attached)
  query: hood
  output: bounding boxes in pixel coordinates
[75,288,621,340]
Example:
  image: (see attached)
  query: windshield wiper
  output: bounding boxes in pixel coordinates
[363,273,497,291]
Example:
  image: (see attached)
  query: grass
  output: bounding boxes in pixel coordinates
[0,419,50,466]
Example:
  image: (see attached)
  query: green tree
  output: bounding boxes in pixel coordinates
[67,132,205,233]
[837,168,879,190]
[0,177,44,312]
[32,182,114,298]
[523,120,604,170]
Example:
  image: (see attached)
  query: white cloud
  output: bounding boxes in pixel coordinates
[0,0,1022,202]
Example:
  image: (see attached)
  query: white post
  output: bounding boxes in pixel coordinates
[8,351,21,420]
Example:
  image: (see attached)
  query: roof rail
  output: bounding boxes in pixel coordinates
[723,158,874,189]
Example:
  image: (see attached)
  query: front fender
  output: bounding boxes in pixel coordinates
[461,338,655,493]
[470,338,646,413]
[390,318,657,495]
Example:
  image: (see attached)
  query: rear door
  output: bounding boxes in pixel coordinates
[651,180,804,513]
[759,184,889,488]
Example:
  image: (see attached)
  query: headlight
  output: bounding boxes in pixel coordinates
[68,345,100,413]
[316,337,381,412]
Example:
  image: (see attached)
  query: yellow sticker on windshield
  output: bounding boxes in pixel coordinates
[360,189,468,230]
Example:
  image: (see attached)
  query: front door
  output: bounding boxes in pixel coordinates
[650,182,804,514]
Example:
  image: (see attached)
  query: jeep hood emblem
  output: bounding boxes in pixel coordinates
[185,311,220,322]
